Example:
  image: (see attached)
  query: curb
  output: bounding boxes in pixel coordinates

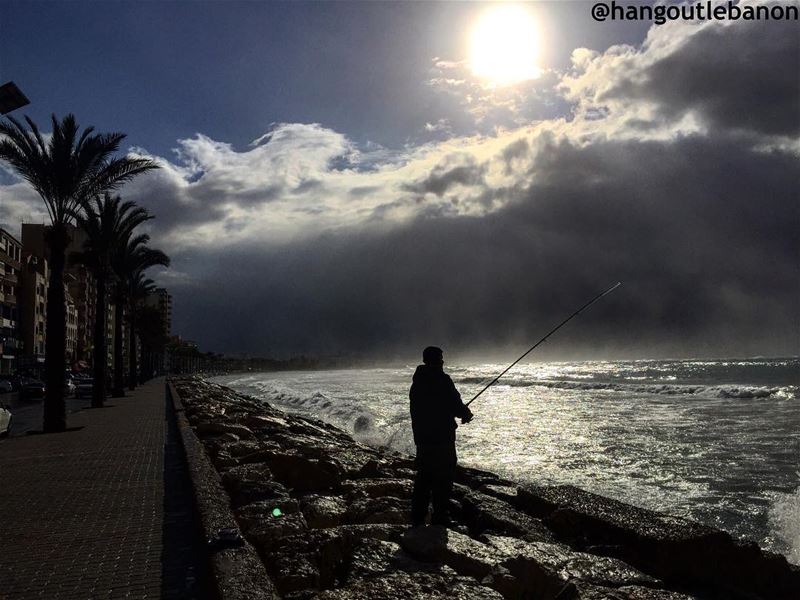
[167,380,278,600]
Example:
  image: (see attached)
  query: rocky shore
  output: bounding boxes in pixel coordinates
[170,377,799,599]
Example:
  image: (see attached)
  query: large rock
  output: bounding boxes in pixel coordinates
[327,446,390,478]
[314,571,504,599]
[400,526,507,579]
[346,538,457,580]
[346,496,409,525]
[461,490,554,542]
[212,451,239,471]
[341,478,414,500]
[478,535,661,600]
[267,552,320,595]
[220,463,290,508]
[223,440,265,457]
[556,582,695,600]
[245,413,291,431]
[455,466,517,491]
[301,495,349,528]
[235,499,300,529]
[516,485,800,599]
[480,483,520,504]
[265,525,408,592]
[195,421,256,440]
[256,450,343,493]
[247,511,309,552]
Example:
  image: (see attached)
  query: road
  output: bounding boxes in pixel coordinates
[0,392,89,437]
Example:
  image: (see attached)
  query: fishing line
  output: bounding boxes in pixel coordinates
[465,282,622,407]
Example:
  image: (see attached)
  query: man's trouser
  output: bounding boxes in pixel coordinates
[411,442,457,525]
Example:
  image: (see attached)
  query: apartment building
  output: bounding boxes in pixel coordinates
[19,252,48,369]
[65,273,78,363]
[145,288,172,335]
[22,223,96,362]
[0,228,23,374]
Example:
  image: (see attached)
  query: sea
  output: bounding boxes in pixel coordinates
[212,356,800,564]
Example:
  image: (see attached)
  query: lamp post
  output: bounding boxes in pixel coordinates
[0,81,30,114]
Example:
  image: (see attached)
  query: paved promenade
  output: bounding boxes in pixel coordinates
[0,378,208,599]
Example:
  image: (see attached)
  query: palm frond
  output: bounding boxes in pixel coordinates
[0,114,160,228]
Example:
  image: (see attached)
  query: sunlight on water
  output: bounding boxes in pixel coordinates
[214,357,799,563]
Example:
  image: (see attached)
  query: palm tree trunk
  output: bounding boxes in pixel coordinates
[128,309,137,391]
[112,295,125,397]
[92,275,107,408]
[43,226,69,432]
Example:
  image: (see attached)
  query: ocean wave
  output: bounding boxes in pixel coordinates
[247,383,411,449]
[769,485,800,566]
[455,377,797,400]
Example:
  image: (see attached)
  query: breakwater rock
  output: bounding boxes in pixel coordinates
[171,377,799,599]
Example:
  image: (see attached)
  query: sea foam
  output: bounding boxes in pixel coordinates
[455,377,797,400]
[770,484,800,566]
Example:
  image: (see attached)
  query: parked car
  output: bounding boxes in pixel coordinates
[0,404,11,436]
[74,378,94,399]
[1,374,23,391]
[19,378,46,400]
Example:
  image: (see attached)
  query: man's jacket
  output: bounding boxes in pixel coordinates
[409,364,470,445]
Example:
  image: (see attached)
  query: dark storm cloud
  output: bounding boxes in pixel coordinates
[5,12,795,361]
[402,156,487,197]
[349,186,381,198]
[192,183,285,205]
[150,13,800,360]
[169,134,798,360]
[601,19,800,137]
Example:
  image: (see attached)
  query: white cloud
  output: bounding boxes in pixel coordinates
[1,10,797,294]
[0,11,796,359]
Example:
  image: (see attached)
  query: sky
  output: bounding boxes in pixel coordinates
[1,1,798,362]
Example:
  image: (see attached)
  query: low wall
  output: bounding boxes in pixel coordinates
[167,381,278,600]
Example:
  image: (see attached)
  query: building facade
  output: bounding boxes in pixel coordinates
[65,274,78,363]
[18,252,48,372]
[145,288,172,336]
[22,223,96,363]
[0,229,23,374]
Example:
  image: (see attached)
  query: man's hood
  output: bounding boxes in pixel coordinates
[413,364,442,383]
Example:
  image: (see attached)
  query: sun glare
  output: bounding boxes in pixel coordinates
[470,5,541,87]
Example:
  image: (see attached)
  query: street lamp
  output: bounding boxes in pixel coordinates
[0,81,30,115]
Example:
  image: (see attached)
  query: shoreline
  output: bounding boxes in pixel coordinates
[171,376,799,599]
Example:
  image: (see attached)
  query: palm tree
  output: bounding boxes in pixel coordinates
[72,194,152,408]
[0,114,157,431]
[111,236,169,396]
[127,272,157,390]
[136,304,167,383]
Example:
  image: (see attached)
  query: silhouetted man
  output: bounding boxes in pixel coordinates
[409,346,473,527]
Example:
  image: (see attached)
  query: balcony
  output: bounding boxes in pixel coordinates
[1,273,18,285]
[2,295,17,305]
[0,338,20,350]
[0,255,21,270]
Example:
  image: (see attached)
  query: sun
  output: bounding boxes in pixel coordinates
[469,5,541,87]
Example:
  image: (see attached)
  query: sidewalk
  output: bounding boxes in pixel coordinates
[0,378,208,599]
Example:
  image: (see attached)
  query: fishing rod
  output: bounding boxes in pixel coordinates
[465,282,622,407]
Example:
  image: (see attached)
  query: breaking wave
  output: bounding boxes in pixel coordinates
[455,377,797,400]
[243,382,414,452]
[769,485,800,565]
